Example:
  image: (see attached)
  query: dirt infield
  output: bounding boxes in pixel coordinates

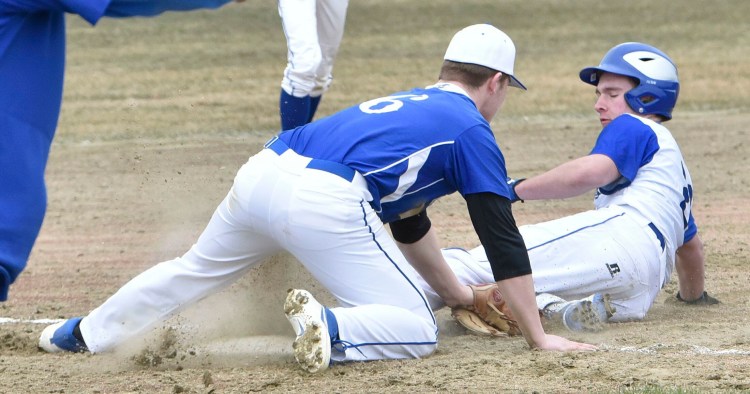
[2,1,749,392]
[3,112,748,393]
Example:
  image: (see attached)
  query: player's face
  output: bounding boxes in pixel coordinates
[593,72,638,127]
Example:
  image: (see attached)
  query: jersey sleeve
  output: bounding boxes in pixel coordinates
[0,0,110,24]
[465,193,531,281]
[684,212,698,243]
[590,115,660,183]
[449,125,511,199]
[104,0,231,18]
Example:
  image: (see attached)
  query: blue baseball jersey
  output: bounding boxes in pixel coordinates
[591,114,697,260]
[0,0,230,301]
[278,83,513,223]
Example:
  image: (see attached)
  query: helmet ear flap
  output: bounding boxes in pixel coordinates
[625,83,678,120]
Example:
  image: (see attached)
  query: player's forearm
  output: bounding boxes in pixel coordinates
[515,154,619,201]
[396,228,473,308]
[495,274,546,347]
[675,235,706,301]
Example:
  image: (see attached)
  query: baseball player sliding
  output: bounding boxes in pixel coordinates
[40,24,596,374]
[423,42,719,334]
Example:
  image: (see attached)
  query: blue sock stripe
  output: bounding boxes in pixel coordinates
[50,317,88,352]
[324,308,339,341]
[308,95,322,123]
[279,89,312,130]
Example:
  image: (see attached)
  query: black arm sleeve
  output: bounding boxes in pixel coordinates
[465,192,532,281]
[389,210,432,244]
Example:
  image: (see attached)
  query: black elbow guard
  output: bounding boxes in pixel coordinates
[390,211,431,244]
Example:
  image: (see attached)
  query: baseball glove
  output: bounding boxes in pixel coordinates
[451,284,521,337]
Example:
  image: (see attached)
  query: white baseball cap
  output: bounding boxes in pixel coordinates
[444,24,526,90]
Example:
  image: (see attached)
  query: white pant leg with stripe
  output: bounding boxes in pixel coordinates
[81,148,437,360]
[421,206,665,322]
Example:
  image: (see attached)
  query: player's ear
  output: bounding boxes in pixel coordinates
[488,72,506,94]
[497,73,510,90]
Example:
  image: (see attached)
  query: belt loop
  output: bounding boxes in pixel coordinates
[263,136,278,149]
[264,137,289,156]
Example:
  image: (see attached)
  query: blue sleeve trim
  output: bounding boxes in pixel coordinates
[591,115,659,195]
[684,212,698,243]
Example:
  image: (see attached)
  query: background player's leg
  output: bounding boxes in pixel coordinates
[278,0,320,130]
[306,0,349,123]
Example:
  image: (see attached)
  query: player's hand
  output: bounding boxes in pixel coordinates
[533,334,598,352]
[506,177,526,203]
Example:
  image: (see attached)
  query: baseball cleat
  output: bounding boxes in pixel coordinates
[38,317,89,353]
[594,293,616,319]
[561,293,615,332]
[284,289,331,373]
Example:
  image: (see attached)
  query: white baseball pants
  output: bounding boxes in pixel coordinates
[419,206,667,321]
[80,146,437,361]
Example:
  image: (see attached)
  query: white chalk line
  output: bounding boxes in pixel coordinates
[601,343,750,356]
[0,317,64,325]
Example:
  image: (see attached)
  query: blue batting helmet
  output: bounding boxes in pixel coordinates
[580,42,679,120]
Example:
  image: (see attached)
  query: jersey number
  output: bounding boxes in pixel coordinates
[359,94,429,114]
[680,184,693,229]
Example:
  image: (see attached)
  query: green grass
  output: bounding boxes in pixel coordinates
[59,0,749,142]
